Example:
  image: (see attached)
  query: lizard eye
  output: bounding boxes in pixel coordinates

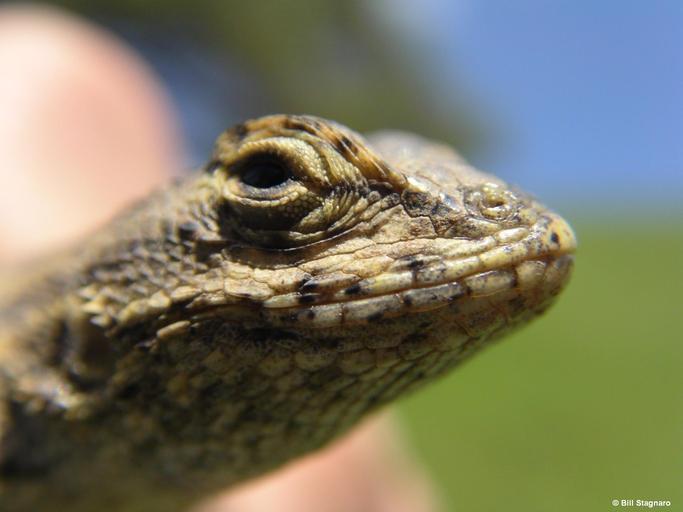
[210,124,377,248]
[222,151,313,205]
[235,154,293,190]
[219,150,323,236]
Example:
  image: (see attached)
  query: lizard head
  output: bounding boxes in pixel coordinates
[197,114,575,332]
[72,115,575,485]
[141,114,575,457]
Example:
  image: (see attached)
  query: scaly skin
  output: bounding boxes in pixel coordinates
[0,115,576,511]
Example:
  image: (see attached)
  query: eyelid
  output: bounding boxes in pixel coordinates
[224,178,310,206]
[239,177,297,196]
[235,138,329,187]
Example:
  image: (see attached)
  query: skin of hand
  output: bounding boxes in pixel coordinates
[0,5,439,512]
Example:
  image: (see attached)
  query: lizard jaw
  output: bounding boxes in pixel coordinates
[256,213,575,328]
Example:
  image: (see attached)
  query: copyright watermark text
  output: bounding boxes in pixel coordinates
[612,499,672,508]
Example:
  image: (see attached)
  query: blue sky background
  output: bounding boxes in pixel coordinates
[129,1,681,217]
[378,0,682,214]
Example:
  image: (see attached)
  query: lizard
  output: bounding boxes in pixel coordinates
[0,114,576,511]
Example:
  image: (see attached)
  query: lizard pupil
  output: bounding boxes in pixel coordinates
[239,156,292,189]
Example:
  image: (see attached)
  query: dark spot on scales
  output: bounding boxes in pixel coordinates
[177,221,199,240]
[367,312,384,322]
[332,138,345,153]
[431,203,451,216]
[334,135,359,157]
[298,294,317,305]
[116,382,142,400]
[403,256,424,270]
[344,283,362,295]
[299,277,318,292]
[510,271,519,289]
[283,118,319,136]
[306,310,316,320]
[402,191,438,217]
[233,123,248,139]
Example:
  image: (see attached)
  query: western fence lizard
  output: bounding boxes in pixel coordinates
[0,115,576,511]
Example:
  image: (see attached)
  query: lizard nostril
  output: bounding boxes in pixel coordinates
[466,183,516,221]
[483,197,505,208]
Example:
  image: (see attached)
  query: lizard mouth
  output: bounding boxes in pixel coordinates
[259,213,576,328]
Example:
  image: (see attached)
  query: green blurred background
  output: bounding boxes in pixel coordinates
[39,1,683,509]
[400,222,683,510]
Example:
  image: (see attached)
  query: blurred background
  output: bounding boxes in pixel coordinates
[5,1,683,510]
